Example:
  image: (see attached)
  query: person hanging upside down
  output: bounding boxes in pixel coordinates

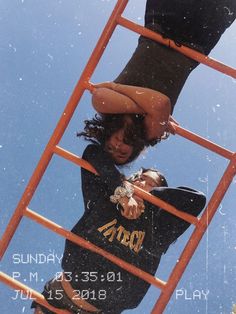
[90,0,236,146]
[91,82,172,146]
[32,115,206,314]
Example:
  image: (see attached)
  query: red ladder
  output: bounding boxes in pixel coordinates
[0,1,235,313]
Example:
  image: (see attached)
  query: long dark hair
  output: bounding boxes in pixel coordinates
[77,113,148,163]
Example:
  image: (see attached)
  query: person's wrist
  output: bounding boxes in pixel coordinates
[118,196,129,208]
[110,184,134,204]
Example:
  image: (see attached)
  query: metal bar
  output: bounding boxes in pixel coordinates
[117,16,236,79]
[133,185,199,225]
[174,124,234,160]
[54,145,199,225]
[151,156,236,313]
[24,207,166,290]
[0,0,129,260]
[54,145,98,175]
[0,271,70,314]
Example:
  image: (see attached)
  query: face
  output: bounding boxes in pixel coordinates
[105,128,134,165]
[133,170,161,192]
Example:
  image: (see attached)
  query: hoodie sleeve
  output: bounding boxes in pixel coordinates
[148,186,206,247]
[82,144,123,194]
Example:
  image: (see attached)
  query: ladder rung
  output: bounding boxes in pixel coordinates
[54,145,98,174]
[174,124,234,160]
[117,16,236,79]
[0,271,70,314]
[24,207,167,290]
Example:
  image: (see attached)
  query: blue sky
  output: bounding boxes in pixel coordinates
[0,1,236,313]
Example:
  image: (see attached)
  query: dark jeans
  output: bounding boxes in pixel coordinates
[115,0,236,110]
[144,0,236,54]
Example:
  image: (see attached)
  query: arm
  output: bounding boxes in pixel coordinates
[83,145,143,219]
[148,186,206,245]
[91,82,171,141]
[118,196,143,220]
[82,144,123,193]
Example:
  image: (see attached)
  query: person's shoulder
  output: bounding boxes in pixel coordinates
[82,143,102,158]
[150,186,206,208]
[82,143,114,169]
[151,186,205,196]
[176,186,206,197]
[176,186,206,207]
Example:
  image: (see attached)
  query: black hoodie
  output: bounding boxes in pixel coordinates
[62,144,206,314]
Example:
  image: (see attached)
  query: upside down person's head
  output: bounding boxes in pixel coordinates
[129,167,168,192]
[77,113,147,164]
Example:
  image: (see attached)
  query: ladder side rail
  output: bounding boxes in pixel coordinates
[0,0,129,260]
[53,145,98,175]
[117,16,236,79]
[151,156,236,313]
